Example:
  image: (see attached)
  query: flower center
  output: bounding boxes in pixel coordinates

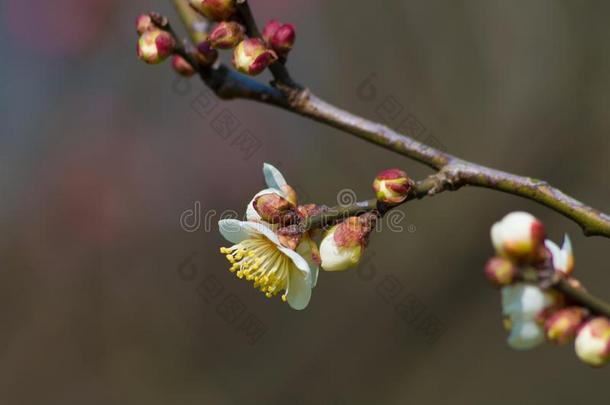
[220,236,291,301]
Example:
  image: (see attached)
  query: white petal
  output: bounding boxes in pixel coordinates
[245,188,284,222]
[545,239,561,259]
[560,234,573,274]
[507,321,545,350]
[286,267,312,310]
[218,219,251,244]
[491,211,538,255]
[502,212,537,240]
[263,163,288,191]
[219,219,280,245]
[502,283,553,320]
[490,222,503,253]
[545,235,574,275]
[240,221,281,245]
[545,239,564,273]
[562,234,572,255]
[296,238,319,288]
[279,245,311,285]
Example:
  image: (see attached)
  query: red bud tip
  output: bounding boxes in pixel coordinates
[262,20,296,56]
[135,14,154,34]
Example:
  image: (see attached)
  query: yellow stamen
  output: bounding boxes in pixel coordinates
[220,235,292,302]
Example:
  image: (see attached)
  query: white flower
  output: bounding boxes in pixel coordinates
[246,163,292,222]
[219,219,317,310]
[575,317,610,367]
[507,320,546,350]
[502,283,556,350]
[545,234,574,275]
[491,211,545,262]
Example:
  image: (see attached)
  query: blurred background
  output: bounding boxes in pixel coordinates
[2,0,610,403]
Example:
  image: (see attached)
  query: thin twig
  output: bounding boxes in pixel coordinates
[555,279,610,318]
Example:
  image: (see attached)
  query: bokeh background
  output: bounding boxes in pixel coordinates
[2,0,610,404]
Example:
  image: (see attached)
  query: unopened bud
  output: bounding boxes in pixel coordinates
[196,40,219,66]
[484,257,517,287]
[320,217,372,272]
[575,317,610,367]
[491,212,546,263]
[189,0,236,22]
[262,20,296,56]
[209,22,245,49]
[135,14,154,34]
[137,29,175,65]
[253,193,297,225]
[372,168,414,204]
[545,307,586,345]
[172,55,196,77]
[232,38,278,76]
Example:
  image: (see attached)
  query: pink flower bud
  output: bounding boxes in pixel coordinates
[232,38,278,76]
[575,317,610,367]
[484,257,517,287]
[196,40,219,66]
[372,169,414,205]
[172,55,196,77]
[209,22,245,49]
[262,20,282,44]
[137,29,175,65]
[545,307,586,345]
[189,0,236,22]
[135,14,154,34]
[262,20,296,55]
[490,212,546,263]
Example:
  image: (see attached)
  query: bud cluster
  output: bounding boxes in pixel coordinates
[485,211,610,366]
[137,1,298,78]
[186,1,293,76]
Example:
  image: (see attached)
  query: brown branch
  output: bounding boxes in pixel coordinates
[169,0,610,239]
[555,279,610,319]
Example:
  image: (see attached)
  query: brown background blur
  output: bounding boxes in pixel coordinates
[2,0,610,404]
